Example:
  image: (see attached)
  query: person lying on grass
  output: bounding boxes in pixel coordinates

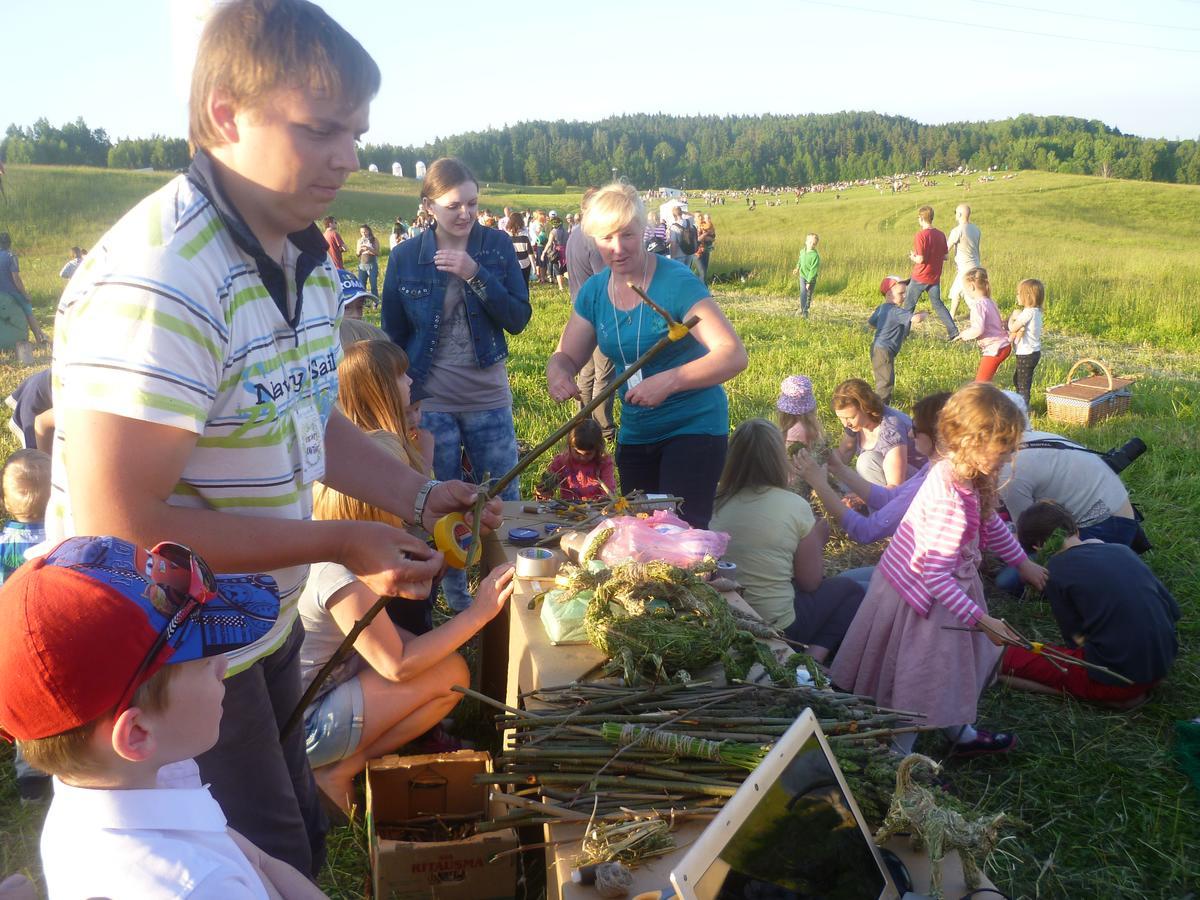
[299,430,515,813]
[999,500,1180,709]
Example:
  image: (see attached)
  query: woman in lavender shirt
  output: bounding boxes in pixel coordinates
[795,392,950,589]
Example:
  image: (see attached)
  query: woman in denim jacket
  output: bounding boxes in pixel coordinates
[381,158,532,610]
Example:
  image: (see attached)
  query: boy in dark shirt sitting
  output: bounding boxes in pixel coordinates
[1000,500,1179,708]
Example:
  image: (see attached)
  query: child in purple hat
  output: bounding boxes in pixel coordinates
[775,374,826,457]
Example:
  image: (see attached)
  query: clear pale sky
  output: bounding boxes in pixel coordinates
[7,0,1199,147]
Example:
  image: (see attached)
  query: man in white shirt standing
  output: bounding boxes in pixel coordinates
[946,203,981,319]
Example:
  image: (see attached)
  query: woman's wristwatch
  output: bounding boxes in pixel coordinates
[413,479,441,529]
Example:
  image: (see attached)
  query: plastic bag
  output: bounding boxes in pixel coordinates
[584,511,729,568]
[539,586,593,645]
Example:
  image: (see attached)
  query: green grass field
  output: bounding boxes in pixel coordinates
[0,164,1197,898]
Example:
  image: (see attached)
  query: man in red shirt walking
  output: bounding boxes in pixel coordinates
[323,215,347,267]
[903,205,958,339]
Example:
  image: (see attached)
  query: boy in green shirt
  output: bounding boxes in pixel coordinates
[793,233,820,318]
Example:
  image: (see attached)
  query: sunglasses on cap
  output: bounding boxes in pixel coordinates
[117,542,218,713]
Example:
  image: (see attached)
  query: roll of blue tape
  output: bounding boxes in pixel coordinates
[508,527,540,546]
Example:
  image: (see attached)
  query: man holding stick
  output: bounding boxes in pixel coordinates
[48,0,498,875]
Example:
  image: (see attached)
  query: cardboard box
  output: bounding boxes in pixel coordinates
[366,750,519,900]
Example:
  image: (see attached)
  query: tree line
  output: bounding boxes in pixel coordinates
[5,112,1199,188]
[3,119,190,171]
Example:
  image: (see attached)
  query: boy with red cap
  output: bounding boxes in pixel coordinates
[868,276,927,404]
[0,537,325,899]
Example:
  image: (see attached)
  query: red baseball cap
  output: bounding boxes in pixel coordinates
[0,536,279,742]
[879,275,910,296]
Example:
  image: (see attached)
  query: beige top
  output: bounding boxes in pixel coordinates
[947,221,981,268]
[710,487,816,630]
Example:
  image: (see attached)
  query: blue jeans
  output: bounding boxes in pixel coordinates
[903,278,958,337]
[695,249,711,285]
[422,406,521,610]
[357,260,378,296]
[799,279,816,316]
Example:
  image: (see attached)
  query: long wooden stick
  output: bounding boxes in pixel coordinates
[285,301,700,736]
[484,313,699,501]
[281,591,391,738]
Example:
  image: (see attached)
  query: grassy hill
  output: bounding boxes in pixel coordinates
[0,165,1197,898]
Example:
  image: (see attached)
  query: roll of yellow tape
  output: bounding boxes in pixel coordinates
[432,513,481,569]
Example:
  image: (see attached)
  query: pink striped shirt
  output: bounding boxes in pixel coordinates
[878,460,1027,624]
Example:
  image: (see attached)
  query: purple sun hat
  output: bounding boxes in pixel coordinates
[776,375,817,416]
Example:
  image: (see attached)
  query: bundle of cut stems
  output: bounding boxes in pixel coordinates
[468,681,932,830]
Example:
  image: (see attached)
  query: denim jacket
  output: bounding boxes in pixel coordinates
[380,223,532,386]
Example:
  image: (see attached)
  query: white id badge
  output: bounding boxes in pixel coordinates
[292,402,326,484]
[626,370,643,390]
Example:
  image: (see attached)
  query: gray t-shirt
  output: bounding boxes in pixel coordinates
[947,222,981,268]
[999,430,1131,527]
[566,228,605,302]
[297,561,365,700]
[422,277,512,413]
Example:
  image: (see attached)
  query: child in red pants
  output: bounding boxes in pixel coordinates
[954,267,1011,382]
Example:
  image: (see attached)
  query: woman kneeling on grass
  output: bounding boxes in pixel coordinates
[709,419,865,662]
[298,430,515,812]
[795,392,951,590]
[832,378,922,489]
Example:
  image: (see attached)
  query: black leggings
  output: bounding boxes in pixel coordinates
[1012,351,1041,407]
[616,433,728,528]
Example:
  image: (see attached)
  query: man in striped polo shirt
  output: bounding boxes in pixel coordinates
[48,0,498,876]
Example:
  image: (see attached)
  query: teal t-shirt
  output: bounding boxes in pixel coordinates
[575,257,728,445]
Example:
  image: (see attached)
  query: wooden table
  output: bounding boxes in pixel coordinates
[485,501,995,899]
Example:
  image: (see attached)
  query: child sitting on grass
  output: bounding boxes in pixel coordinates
[0,449,50,584]
[775,374,826,455]
[1000,501,1180,708]
[0,536,325,899]
[301,431,516,813]
[540,419,616,502]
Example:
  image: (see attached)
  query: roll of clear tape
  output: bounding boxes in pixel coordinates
[515,547,561,579]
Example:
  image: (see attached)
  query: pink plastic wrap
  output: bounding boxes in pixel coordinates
[585,511,729,567]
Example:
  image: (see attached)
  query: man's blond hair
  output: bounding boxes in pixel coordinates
[1,449,50,522]
[18,664,180,780]
[189,0,381,151]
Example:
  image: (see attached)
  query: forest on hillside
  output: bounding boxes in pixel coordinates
[5,112,1199,189]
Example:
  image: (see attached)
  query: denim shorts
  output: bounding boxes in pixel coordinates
[303,678,365,768]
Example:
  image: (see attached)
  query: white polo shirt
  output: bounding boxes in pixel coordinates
[41,763,269,899]
[49,157,343,675]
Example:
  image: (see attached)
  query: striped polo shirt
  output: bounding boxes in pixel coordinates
[49,159,343,674]
[877,460,1027,625]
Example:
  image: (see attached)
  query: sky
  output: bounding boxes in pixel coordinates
[6,0,1200,148]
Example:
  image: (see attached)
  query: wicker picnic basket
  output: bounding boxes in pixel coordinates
[1045,358,1134,426]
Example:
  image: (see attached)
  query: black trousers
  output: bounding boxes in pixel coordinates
[1012,351,1041,407]
[617,433,728,528]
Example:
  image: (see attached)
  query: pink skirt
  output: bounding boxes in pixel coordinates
[829,568,1002,729]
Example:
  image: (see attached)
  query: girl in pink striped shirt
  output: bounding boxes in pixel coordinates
[831,383,1048,756]
[954,267,1012,383]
